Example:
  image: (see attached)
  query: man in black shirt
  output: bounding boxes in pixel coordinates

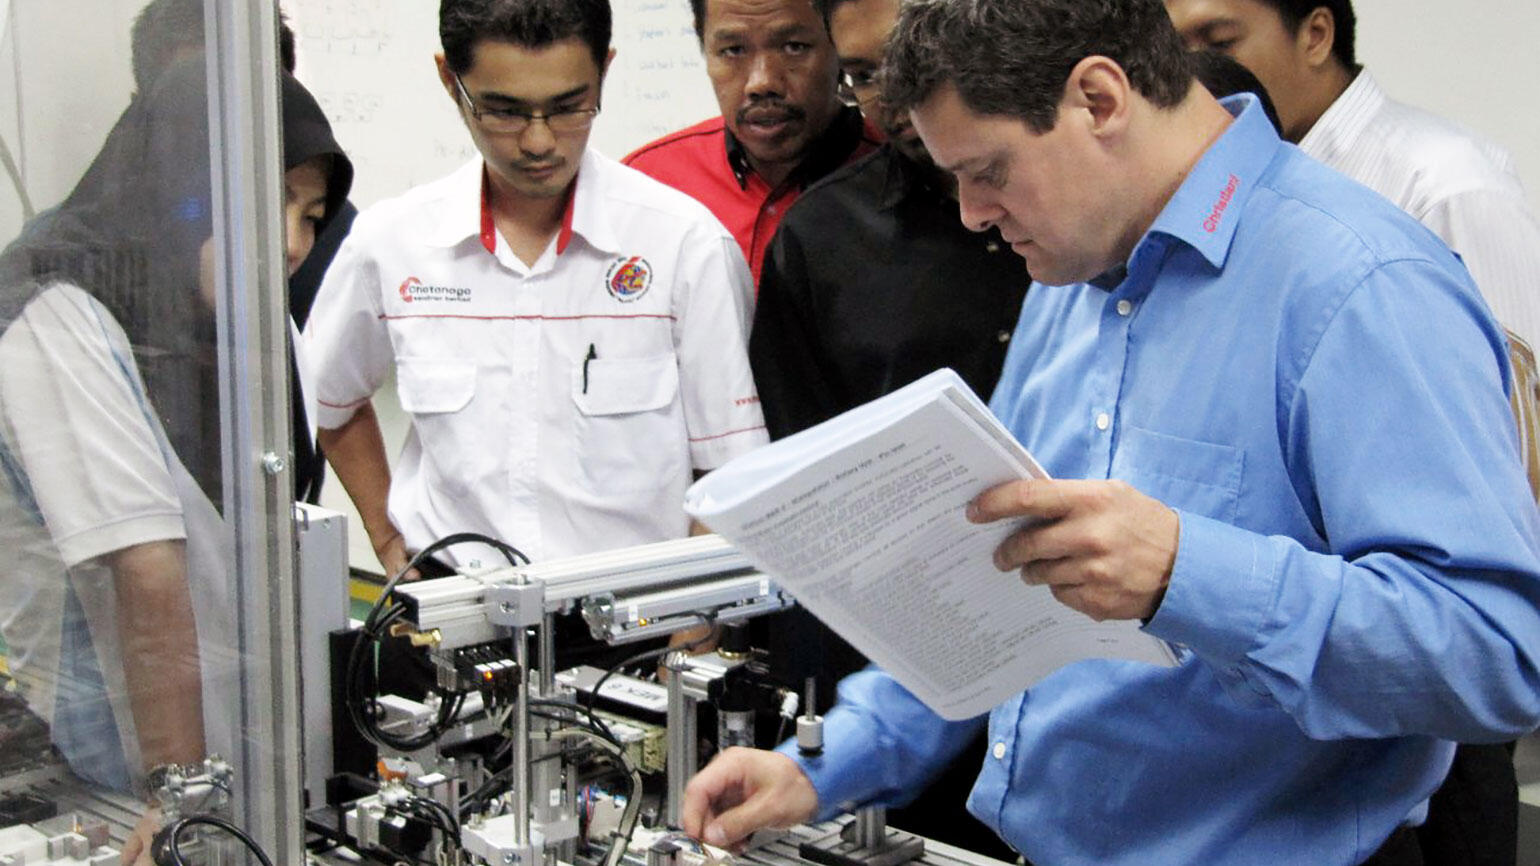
[747,0,1028,857]
[750,0,1026,443]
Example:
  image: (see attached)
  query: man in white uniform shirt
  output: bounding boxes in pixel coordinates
[306,0,766,577]
[1163,3,1540,862]
[1164,0,1540,352]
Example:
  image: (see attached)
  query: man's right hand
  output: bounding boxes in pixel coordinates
[319,404,414,580]
[681,747,818,850]
[373,531,419,581]
[119,806,161,865]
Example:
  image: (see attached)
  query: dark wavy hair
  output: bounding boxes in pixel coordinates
[441,0,612,74]
[882,0,1193,134]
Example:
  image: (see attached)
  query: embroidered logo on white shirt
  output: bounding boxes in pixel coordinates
[398,276,472,303]
[606,256,653,302]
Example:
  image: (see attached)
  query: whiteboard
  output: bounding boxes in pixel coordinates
[285,0,719,208]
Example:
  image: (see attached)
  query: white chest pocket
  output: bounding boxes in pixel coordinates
[398,358,476,413]
[398,357,498,494]
[571,354,687,494]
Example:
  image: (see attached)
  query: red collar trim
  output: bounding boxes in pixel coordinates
[479,163,579,257]
[556,181,576,256]
[479,166,497,255]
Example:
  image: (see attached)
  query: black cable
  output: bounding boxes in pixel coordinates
[347,604,452,752]
[345,532,531,752]
[458,724,630,821]
[157,815,275,866]
[344,602,404,748]
[346,629,462,751]
[393,532,530,589]
[306,809,438,866]
[459,737,596,817]
[583,613,715,723]
[399,796,459,857]
[359,532,529,658]
[529,707,615,745]
[529,698,620,746]
[415,796,459,842]
[460,762,518,820]
[395,804,451,857]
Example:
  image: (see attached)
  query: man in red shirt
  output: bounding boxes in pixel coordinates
[623,0,878,285]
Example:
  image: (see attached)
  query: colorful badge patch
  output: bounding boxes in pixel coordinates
[606,256,653,302]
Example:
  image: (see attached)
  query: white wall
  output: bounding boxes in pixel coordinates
[1,1,1533,239]
[1354,0,1540,213]
[285,0,716,209]
[0,1,144,241]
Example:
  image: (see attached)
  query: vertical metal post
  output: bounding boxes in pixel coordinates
[665,654,697,827]
[513,625,532,847]
[203,0,302,862]
[534,613,571,865]
[539,614,556,694]
[855,807,886,850]
[532,614,554,831]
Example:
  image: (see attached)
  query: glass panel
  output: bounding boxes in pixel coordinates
[0,1,300,862]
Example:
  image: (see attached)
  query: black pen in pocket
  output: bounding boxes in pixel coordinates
[582,343,597,393]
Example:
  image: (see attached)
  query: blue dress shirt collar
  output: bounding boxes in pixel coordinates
[1145,94,1279,272]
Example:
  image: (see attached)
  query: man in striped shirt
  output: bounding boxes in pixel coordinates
[1164,0,1540,352]
[1164,3,1540,862]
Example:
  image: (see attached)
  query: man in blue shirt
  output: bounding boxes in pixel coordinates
[677,1,1540,864]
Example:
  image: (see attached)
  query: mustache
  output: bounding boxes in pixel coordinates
[736,99,806,126]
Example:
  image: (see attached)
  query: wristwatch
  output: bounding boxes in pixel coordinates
[143,761,194,802]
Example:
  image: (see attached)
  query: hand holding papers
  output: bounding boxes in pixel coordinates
[684,369,1175,720]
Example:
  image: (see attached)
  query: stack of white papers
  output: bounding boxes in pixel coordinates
[685,369,1175,720]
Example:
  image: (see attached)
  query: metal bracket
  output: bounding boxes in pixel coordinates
[486,582,545,628]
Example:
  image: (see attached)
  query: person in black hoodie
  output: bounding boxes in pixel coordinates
[0,56,351,864]
[282,73,356,504]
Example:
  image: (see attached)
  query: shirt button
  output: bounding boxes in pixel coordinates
[992,742,1006,760]
[1116,300,1133,316]
[996,330,1011,344]
[1095,412,1111,431]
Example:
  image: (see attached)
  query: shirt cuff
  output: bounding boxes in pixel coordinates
[776,703,883,822]
[314,395,370,430]
[689,425,769,471]
[55,512,187,568]
[1144,510,1277,669]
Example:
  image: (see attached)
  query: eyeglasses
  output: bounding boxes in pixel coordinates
[452,74,601,135]
[837,68,881,108]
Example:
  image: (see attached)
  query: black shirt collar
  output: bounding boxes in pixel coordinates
[724,104,870,191]
[877,145,955,211]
